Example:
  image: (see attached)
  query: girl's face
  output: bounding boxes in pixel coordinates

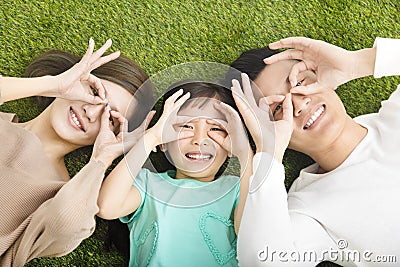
[163,98,229,182]
[254,60,348,152]
[49,79,133,147]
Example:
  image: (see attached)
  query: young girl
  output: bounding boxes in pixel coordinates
[98,81,253,266]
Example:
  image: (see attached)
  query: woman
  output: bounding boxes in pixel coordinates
[0,39,153,266]
[230,37,400,266]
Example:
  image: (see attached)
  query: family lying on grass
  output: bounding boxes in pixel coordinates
[1,36,400,266]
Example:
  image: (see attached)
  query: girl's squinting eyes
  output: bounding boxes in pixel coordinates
[210,127,226,133]
[180,124,193,129]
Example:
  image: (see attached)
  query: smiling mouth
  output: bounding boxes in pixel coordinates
[185,152,213,161]
[69,107,85,132]
[303,105,325,130]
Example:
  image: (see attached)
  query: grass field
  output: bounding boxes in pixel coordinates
[1,0,400,266]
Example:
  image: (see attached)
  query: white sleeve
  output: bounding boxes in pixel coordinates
[237,153,334,266]
[373,37,400,78]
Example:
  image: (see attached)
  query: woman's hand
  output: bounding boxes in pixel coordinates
[47,38,120,104]
[91,107,155,167]
[232,73,293,162]
[146,89,194,146]
[207,102,252,164]
[264,36,375,94]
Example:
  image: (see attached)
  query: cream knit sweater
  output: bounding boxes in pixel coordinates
[0,111,106,266]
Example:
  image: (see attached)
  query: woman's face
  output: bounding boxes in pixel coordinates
[49,79,133,147]
[254,60,348,152]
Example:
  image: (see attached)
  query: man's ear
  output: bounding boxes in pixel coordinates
[160,144,167,152]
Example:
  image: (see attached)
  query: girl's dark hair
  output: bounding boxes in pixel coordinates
[162,80,237,111]
[23,49,153,131]
[151,81,238,178]
[230,47,280,81]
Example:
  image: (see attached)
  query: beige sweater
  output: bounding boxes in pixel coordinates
[0,112,106,266]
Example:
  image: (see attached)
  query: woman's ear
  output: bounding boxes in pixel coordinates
[160,144,167,152]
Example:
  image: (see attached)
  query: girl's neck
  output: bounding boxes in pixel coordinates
[19,108,79,180]
[175,169,215,182]
[306,117,368,173]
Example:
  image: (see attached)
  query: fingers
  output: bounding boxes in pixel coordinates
[207,130,225,145]
[175,130,194,141]
[110,110,128,133]
[259,95,285,106]
[164,89,186,111]
[91,39,113,63]
[173,91,191,109]
[281,93,293,124]
[263,49,305,65]
[288,61,309,87]
[87,74,106,101]
[268,36,312,51]
[290,82,320,95]
[100,105,112,131]
[231,78,254,120]
[206,117,228,128]
[80,38,95,67]
[242,73,258,108]
[207,131,231,156]
[143,110,156,130]
[213,102,240,124]
[80,39,120,75]
[90,50,121,71]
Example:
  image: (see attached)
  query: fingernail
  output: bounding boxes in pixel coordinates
[89,38,94,44]
[107,38,112,44]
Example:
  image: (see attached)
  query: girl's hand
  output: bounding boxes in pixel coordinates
[147,89,194,145]
[207,102,252,163]
[91,107,155,167]
[264,36,375,94]
[46,38,120,104]
[232,73,293,162]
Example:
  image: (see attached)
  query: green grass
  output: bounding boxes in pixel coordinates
[1,0,400,266]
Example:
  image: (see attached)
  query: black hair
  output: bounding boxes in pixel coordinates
[230,47,280,81]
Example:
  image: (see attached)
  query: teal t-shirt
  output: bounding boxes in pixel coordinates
[120,168,240,267]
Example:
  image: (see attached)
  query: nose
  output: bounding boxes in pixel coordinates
[191,125,212,147]
[83,103,104,123]
[292,94,311,117]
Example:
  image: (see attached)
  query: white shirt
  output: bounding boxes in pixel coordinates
[237,38,400,266]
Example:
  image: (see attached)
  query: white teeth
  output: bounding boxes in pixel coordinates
[187,154,212,160]
[70,110,82,129]
[305,106,325,129]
